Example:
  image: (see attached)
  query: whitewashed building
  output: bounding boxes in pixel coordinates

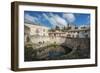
[24,23,90,46]
[24,23,50,44]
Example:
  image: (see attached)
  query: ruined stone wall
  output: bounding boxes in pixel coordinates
[26,34,90,50]
[62,38,90,50]
[49,37,90,50]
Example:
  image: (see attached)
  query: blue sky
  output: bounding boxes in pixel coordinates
[24,11,90,28]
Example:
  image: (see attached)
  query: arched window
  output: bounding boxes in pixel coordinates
[36,29,40,36]
[36,29,39,33]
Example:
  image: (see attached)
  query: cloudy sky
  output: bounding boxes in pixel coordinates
[24,11,90,28]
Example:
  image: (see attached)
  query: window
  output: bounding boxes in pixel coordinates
[36,29,39,33]
[43,29,45,32]
[67,34,71,38]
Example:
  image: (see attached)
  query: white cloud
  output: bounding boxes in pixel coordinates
[49,13,54,17]
[87,15,90,19]
[50,17,58,27]
[24,14,38,24]
[53,15,68,27]
[87,15,90,24]
[63,13,75,23]
[43,13,68,28]
[42,13,49,20]
[43,13,58,28]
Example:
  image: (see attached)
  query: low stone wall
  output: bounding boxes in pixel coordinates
[28,36,90,50]
[48,37,90,50]
[62,38,90,50]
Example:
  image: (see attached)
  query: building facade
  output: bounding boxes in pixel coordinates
[24,23,90,45]
[24,23,50,44]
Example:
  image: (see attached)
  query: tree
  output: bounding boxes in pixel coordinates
[75,26,78,29]
[61,26,66,32]
[55,25,60,30]
[48,29,55,32]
